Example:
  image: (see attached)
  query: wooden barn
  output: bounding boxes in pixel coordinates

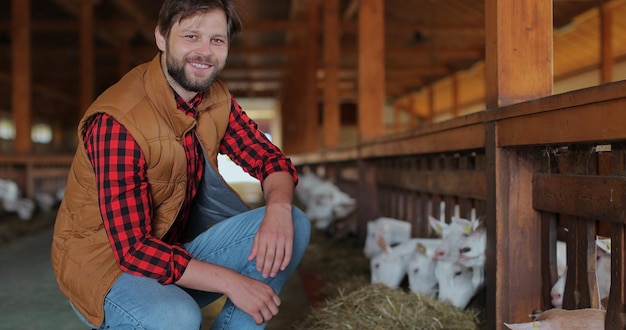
[1,0,625,329]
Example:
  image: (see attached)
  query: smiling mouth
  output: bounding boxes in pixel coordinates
[190,62,211,69]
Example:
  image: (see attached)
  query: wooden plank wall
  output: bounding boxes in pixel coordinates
[290,79,626,329]
[0,154,72,199]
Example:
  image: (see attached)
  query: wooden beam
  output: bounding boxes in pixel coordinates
[599,2,614,83]
[497,98,626,146]
[378,169,486,199]
[0,21,485,34]
[0,72,75,104]
[533,174,626,223]
[322,0,341,148]
[360,122,486,158]
[11,0,32,153]
[304,0,321,152]
[78,0,96,116]
[358,0,385,140]
[484,0,553,328]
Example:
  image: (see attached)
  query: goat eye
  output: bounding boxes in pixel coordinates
[454,270,463,276]
[460,247,471,253]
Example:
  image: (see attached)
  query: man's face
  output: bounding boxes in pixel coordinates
[156,9,229,98]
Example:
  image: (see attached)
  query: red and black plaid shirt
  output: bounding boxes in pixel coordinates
[84,92,296,285]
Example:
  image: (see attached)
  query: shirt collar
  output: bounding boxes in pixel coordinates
[173,90,203,118]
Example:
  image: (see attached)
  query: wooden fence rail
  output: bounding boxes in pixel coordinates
[0,154,72,199]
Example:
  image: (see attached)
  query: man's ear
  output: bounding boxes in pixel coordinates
[155,26,166,52]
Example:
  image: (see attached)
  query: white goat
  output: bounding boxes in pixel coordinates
[370,236,410,288]
[34,191,56,211]
[505,308,605,330]
[0,178,35,220]
[431,215,479,261]
[295,171,356,231]
[457,225,486,268]
[370,234,441,289]
[435,259,479,309]
[0,178,19,203]
[406,241,440,297]
[433,219,486,309]
[556,240,567,278]
[596,238,611,304]
[363,217,412,258]
[550,237,612,309]
[550,266,567,309]
[305,180,356,230]
[295,170,323,203]
[457,224,487,291]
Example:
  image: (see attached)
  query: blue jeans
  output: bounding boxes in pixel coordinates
[74,206,310,330]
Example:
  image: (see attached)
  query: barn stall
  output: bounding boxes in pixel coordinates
[1,0,626,329]
[287,1,626,329]
[291,80,626,329]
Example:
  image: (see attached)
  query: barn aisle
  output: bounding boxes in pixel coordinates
[0,226,85,330]
[0,224,312,330]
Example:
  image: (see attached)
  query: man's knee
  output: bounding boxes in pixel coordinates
[138,300,203,330]
[291,206,311,256]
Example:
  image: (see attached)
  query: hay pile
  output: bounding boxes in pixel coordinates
[295,284,481,330]
[295,228,482,329]
[298,228,371,300]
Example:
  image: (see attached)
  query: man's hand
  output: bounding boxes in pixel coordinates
[177,260,282,325]
[248,203,294,278]
[226,273,282,325]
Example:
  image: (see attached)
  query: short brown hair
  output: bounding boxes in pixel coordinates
[157,0,243,41]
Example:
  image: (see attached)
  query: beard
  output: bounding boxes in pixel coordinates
[165,53,223,93]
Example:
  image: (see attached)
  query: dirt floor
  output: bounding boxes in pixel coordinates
[1,206,488,328]
[0,208,58,246]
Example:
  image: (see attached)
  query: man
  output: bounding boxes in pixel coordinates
[51,0,311,329]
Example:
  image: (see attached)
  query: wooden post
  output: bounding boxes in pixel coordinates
[79,0,97,116]
[427,86,434,123]
[11,0,32,153]
[451,74,459,117]
[484,0,553,328]
[599,2,614,83]
[323,0,341,149]
[357,0,385,141]
[304,0,320,152]
[279,5,309,155]
[357,159,379,244]
[279,67,301,154]
[53,112,64,151]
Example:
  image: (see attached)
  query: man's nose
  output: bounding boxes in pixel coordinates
[195,40,214,56]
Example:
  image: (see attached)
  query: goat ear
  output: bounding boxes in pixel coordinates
[429,215,445,234]
[472,218,484,231]
[376,233,388,251]
[416,242,427,254]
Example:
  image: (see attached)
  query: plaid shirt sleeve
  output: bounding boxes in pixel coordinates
[219,96,298,186]
[84,113,192,284]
